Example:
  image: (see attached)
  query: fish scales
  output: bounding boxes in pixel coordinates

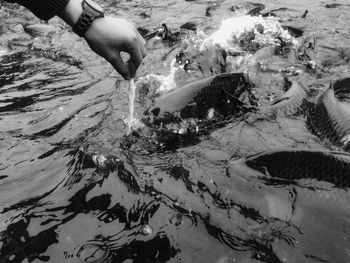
[228,154,350,213]
[313,86,350,147]
[144,73,248,124]
[198,75,234,110]
[333,78,350,101]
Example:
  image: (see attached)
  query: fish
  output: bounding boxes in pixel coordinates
[143,73,254,126]
[301,10,308,18]
[242,148,350,188]
[282,26,304,38]
[246,4,265,16]
[227,149,350,218]
[261,81,307,116]
[197,44,227,76]
[311,81,350,149]
[332,77,350,101]
[325,3,344,8]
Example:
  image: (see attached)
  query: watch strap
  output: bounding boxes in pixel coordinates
[73,1,104,37]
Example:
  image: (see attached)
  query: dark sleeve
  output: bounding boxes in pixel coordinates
[4,0,70,20]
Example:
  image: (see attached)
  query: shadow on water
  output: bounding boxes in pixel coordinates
[1,0,350,262]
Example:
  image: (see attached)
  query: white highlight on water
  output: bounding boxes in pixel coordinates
[126,78,136,135]
[0,48,7,57]
[201,15,299,51]
[135,58,178,96]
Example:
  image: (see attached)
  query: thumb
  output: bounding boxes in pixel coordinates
[127,46,143,78]
[110,53,131,80]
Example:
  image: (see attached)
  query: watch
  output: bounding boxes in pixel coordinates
[73,0,104,37]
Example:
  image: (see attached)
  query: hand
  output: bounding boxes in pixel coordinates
[58,0,146,80]
[84,17,146,79]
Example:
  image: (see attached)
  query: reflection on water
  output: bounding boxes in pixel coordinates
[1,0,350,262]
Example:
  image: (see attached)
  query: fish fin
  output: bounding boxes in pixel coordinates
[271,97,290,105]
[228,95,246,107]
[212,73,244,81]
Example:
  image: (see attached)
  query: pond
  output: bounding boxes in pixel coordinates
[1,0,350,262]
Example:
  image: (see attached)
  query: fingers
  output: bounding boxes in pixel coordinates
[128,47,142,78]
[110,35,146,80]
[111,27,147,80]
[109,53,131,80]
[127,36,147,78]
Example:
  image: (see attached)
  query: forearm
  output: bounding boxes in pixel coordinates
[4,0,70,20]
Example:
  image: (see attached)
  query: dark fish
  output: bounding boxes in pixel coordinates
[261,7,295,17]
[333,77,350,101]
[197,44,227,76]
[244,149,350,188]
[205,6,213,17]
[325,3,343,8]
[143,73,253,125]
[269,7,296,12]
[179,22,197,32]
[137,27,150,38]
[205,1,222,17]
[143,30,158,41]
[247,4,265,16]
[139,11,150,19]
[261,81,307,116]
[301,10,308,18]
[311,82,350,149]
[143,24,181,44]
[261,12,277,17]
[282,26,304,38]
[230,5,239,12]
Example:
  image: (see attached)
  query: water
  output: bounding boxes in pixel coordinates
[126,78,136,135]
[1,0,350,262]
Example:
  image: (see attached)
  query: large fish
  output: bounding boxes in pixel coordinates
[261,81,307,116]
[228,149,350,221]
[332,77,350,101]
[311,79,350,149]
[241,148,350,188]
[143,73,254,126]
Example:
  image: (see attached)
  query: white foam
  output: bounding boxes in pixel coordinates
[201,15,299,50]
[126,78,136,135]
[201,16,264,50]
[135,58,178,96]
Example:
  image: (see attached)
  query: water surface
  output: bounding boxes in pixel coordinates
[1,0,350,262]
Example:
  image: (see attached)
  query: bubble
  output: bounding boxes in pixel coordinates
[141,225,153,235]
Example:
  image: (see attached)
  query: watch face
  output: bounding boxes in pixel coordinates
[84,0,104,13]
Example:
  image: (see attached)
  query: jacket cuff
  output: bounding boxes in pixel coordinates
[18,0,70,20]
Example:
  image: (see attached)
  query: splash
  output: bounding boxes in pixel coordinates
[126,78,136,135]
[135,59,179,97]
[136,15,299,100]
[201,15,299,51]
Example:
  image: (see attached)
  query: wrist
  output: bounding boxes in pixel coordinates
[64,0,105,37]
[58,0,84,26]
